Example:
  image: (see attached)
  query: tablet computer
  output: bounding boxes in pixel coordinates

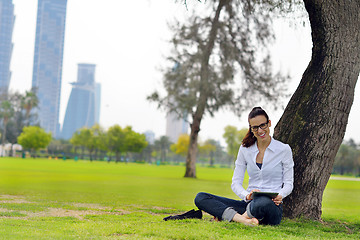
[252,192,278,199]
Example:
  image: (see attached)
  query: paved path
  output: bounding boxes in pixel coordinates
[330,176,360,181]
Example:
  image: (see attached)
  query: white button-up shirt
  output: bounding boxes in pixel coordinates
[231,138,294,200]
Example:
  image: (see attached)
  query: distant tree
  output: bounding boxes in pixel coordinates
[82,128,96,161]
[2,92,22,146]
[334,144,352,175]
[70,128,91,159]
[333,140,360,176]
[223,126,247,159]
[47,139,73,157]
[154,136,172,162]
[223,125,240,160]
[107,125,126,162]
[357,153,360,176]
[141,143,155,163]
[21,89,38,126]
[123,126,148,155]
[69,131,80,157]
[347,139,358,149]
[0,91,39,146]
[76,125,108,161]
[148,0,288,177]
[17,126,52,157]
[212,141,229,166]
[0,100,14,146]
[90,124,107,160]
[237,128,247,143]
[170,134,190,157]
[199,139,217,166]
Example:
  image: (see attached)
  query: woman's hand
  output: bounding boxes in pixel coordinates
[273,194,283,205]
[246,189,260,200]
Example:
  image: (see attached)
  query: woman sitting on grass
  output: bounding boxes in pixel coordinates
[195,107,294,226]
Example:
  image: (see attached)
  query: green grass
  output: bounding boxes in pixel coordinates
[0,158,359,239]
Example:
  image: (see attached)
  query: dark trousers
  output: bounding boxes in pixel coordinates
[194,192,283,225]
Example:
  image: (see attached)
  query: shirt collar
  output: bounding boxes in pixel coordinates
[267,137,277,152]
[250,137,277,152]
[249,143,258,153]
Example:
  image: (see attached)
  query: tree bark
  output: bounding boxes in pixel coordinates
[1,118,8,146]
[185,113,202,177]
[115,152,120,163]
[210,151,214,166]
[274,0,360,220]
[94,149,98,160]
[184,0,229,178]
[81,147,84,159]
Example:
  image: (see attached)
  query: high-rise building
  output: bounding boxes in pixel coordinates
[61,63,101,140]
[95,82,101,124]
[166,111,188,143]
[32,0,68,137]
[165,62,189,143]
[0,0,15,93]
[144,130,155,145]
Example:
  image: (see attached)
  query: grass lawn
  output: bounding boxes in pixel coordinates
[0,158,359,239]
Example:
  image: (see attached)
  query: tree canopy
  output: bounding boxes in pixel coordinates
[17,126,52,156]
[149,0,290,178]
[0,100,14,145]
[0,90,39,145]
[154,136,172,162]
[223,126,247,160]
[333,140,360,176]
[170,134,190,157]
[106,125,147,162]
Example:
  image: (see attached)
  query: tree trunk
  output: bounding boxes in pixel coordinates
[74,146,78,157]
[161,149,166,162]
[1,118,8,146]
[184,0,229,178]
[81,147,84,159]
[115,152,120,163]
[94,149,98,160]
[9,144,13,157]
[274,0,360,220]
[185,113,202,177]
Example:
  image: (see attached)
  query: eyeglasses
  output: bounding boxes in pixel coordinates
[250,121,269,132]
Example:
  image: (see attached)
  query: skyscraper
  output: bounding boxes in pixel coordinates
[95,82,101,124]
[61,63,101,140]
[166,111,188,143]
[165,62,189,143]
[144,130,155,145]
[0,0,15,93]
[32,0,68,137]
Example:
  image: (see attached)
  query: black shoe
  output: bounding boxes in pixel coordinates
[163,209,202,221]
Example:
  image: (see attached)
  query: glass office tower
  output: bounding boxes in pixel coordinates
[32,0,68,137]
[61,64,101,140]
[0,0,15,93]
[95,82,101,124]
[166,111,188,143]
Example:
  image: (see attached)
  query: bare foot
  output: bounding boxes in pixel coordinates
[232,212,259,226]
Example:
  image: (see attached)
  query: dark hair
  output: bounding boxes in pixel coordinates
[242,107,269,147]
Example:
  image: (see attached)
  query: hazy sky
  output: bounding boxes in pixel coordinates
[9,0,360,145]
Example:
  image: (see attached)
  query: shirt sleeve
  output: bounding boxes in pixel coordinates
[278,144,294,199]
[231,146,250,200]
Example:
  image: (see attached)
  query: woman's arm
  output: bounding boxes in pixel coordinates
[231,146,250,200]
[278,145,294,198]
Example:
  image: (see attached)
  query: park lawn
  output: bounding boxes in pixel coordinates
[0,158,359,239]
